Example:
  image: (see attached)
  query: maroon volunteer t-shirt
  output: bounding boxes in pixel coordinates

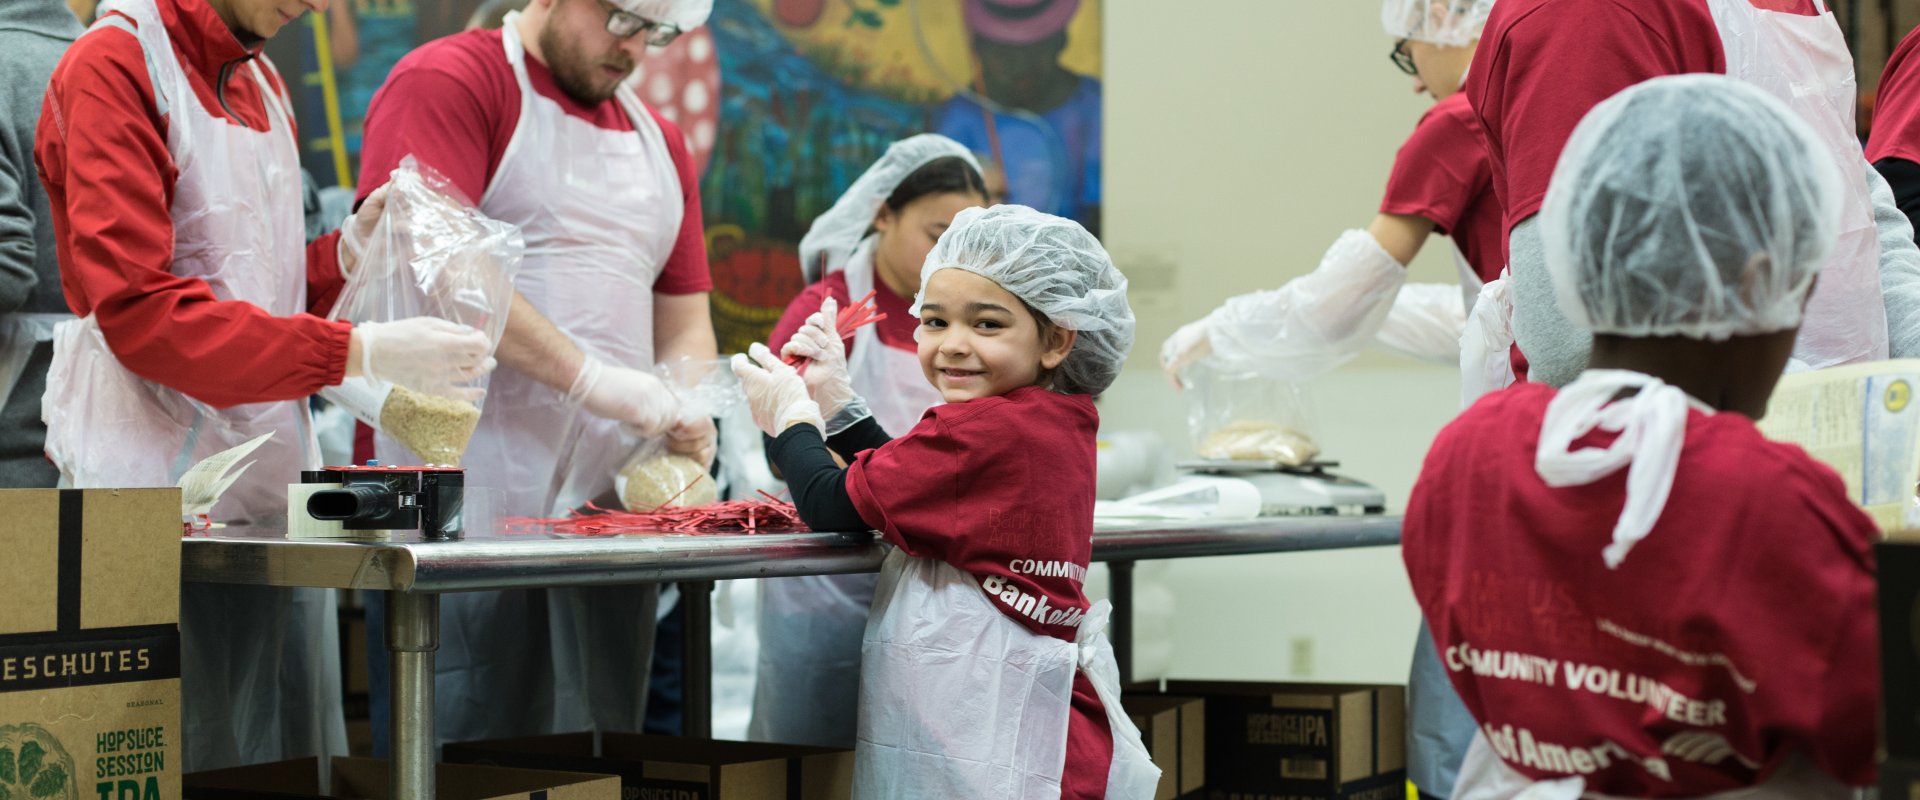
[1380,92,1504,284]
[1403,382,1880,796]
[355,27,711,294]
[1869,24,1920,164]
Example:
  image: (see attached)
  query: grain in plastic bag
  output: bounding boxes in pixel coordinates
[1181,360,1321,465]
[320,156,523,465]
[616,357,744,511]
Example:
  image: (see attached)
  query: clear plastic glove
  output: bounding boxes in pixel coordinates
[666,413,718,469]
[567,356,680,436]
[336,183,391,275]
[779,296,872,434]
[1158,318,1212,389]
[1202,229,1406,383]
[354,317,493,401]
[730,343,823,437]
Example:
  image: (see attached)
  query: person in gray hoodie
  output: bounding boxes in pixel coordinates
[0,0,81,487]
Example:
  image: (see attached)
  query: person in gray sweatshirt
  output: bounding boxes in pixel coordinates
[0,0,81,488]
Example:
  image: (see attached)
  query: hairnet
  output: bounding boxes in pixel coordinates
[1540,74,1843,341]
[1381,0,1494,46]
[913,205,1134,395]
[623,0,711,29]
[799,134,980,282]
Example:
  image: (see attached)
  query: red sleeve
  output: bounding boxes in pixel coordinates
[1869,25,1920,163]
[846,413,962,561]
[649,109,713,295]
[769,275,855,357]
[37,26,351,409]
[1467,0,1724,233]
[306,230,346,316]
[356,39,507,205]
[1380,96,1484,234]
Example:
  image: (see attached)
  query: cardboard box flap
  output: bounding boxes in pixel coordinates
[331,757,620,800]
[184,757,324,796]
[0,488,181,636]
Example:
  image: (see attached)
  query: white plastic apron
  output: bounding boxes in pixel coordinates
[1709,0,1886,368]
[854,549,1159,799]
[1460,273,1518,408]
[842,237,945,435]
[750,239,942,747]
[406,12,682,745]
[1451,732,1856,800]
[43,0,343,771]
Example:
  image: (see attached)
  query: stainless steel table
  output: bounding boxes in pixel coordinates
[182,515,1399,799]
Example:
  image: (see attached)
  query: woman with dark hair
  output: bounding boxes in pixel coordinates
[750,134,988,748]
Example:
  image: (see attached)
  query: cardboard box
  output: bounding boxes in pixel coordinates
[1164,681,1406,800]
[445,732,854,800]
[1126,694,1205,800]
[183,756,620,799]
[1883,755,1920,800]
[1882,540,1920,758]
[0,488,182,800]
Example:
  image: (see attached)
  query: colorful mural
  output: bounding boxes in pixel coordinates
[267,0,1102,354]
[698,0,1103,353]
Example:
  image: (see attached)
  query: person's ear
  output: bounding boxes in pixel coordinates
[1039,327,1076,370]
[873,204,898,235]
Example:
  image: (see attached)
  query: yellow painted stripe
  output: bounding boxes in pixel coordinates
[310,13,352,188]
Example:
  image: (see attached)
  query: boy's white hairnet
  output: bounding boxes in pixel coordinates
[913,205,1135,396]
[1381,0,1495,46]
[624,0,711,29]
[1540,74,1843,341]
[799,134,981,282]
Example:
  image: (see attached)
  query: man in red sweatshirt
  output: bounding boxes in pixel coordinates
[35,0,494,771]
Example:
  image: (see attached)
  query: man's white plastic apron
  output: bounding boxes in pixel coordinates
[855,549,1159,799]
[1711,0,1886,368]
[403,12,682,743]
[41,0,344,770]
[752,238,944,747]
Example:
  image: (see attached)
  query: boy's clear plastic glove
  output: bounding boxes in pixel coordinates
[354,317,494,401]
[568,356,680,436]
[336,183,391,275]
[779,296,872,435]
[730,343,824,437]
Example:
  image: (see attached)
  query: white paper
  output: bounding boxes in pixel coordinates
[1757,359,1920,530]
[176,431,275,519]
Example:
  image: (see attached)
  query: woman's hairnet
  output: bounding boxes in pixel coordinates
[913,205,1135,396]
[1540,74,1843,341]
[799,134,980,282]
[1381,0,1494,46]
[625,0,711,29]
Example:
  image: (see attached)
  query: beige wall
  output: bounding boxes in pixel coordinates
[1096,0,1469,682]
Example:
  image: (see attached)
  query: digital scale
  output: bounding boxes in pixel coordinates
[1174,459,1387,517]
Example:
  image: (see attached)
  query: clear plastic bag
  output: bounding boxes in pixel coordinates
[320,156,523,466]
[615,357,744,511]
[1181,360,1321,465]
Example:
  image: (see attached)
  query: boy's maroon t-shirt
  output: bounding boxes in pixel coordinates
[845,384,1114,798]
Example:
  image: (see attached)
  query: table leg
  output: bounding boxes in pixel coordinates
[680,581,714,738]
[1110,560,1135,685]
[387,591,439,799]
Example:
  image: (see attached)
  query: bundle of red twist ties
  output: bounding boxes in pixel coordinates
[783,290,886,374]
[502,489,809,537]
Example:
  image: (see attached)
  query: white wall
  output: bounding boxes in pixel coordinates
[1097,0,1467,683]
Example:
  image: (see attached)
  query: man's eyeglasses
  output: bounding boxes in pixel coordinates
[1391,38,1417,76]
[600,0,682,47]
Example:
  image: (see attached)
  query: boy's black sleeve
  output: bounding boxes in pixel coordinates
[825,415,892,460]
[767,424,873,532]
